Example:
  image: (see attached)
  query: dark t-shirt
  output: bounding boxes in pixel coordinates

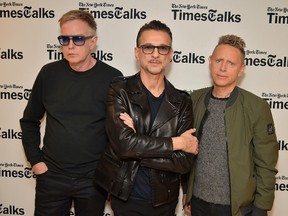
[130,86,165,201]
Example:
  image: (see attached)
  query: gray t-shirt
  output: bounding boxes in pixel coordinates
[193,96,231,205]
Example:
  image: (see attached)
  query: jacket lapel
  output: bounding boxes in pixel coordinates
[128,73,151,133]
[127,74,181,134]
[150,79,180,133]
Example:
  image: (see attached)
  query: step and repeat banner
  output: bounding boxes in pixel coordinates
[1,0,287,215]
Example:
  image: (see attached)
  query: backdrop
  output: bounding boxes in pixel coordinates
[1,0,287,215]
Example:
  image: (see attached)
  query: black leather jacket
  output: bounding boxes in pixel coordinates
[95,73,195,207]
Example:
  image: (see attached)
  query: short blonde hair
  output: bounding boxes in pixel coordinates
[215,34,246,61]
[58,10,97,34]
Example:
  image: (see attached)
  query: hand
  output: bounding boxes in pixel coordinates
[32,162,48,175]
[182,195,191,216]
[180,128,198,154]
[172,128,199,154]
[119,112,136,133]
[183,203,191,215]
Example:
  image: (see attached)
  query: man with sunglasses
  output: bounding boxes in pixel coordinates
[94,20,198,215]
[20,10,122,216]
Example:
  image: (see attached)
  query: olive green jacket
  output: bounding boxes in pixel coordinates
[185,87,278,216]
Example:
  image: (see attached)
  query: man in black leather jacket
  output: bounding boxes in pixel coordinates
[95,20,198,216]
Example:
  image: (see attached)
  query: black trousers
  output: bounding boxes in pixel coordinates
[111,196,178,216]
[191,196,232,216]
[34,170,107,216]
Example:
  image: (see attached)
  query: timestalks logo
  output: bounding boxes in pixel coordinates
[275,182,288,192]
[275,173,288,192]
[0,128,22,139]
[0,88,31,100]
[0,204,24,215]
[267,13,288,24]
[172,9,241,23]
[173,51,205,64]
[0,166,36,178]
[0,49,23,60]
[89,7,146,19]
[263,98,288,110]
[278,140,288,151]
[245,55,288,67]
[47,49,113,62]
[0,6,55,18]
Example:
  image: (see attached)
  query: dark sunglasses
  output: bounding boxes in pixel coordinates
[57,35,94,46]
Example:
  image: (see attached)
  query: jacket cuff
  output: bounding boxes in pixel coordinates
[29,155,44,167]
[252,205,267,216]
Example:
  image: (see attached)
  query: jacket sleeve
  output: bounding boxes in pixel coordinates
[19,70,46,166]
[106,82,174,159]
[141,94,195,174]
[106,81,195,174]
[252,100,278,210]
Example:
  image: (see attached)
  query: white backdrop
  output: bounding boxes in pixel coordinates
[1,0,287,215]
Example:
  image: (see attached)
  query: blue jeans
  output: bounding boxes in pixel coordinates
[34,170,107,216]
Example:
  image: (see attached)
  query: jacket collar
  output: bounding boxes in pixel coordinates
[204,86,239,108]
[127,72,182,103]
[127,73,182,132]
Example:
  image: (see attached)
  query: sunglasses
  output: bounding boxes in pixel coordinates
[57,35,94,46]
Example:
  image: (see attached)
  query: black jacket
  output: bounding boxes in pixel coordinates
[95,73,195,206]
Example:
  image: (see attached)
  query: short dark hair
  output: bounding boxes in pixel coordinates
[136,20,173,47]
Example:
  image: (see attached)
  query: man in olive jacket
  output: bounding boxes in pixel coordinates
[184,35,278,216]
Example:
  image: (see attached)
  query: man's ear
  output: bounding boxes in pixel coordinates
[90,36,98,50]
[238,63,246,77]
[135,47,140,60]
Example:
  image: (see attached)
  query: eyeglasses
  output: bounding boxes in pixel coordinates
[138,44,171,55]
[57,35,94,46]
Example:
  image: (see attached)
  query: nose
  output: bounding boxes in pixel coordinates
[67,37,75,48]
[67,38,75,48]
[151,47,160,57]
[220,62,227,71]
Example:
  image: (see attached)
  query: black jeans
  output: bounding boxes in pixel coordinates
[34,170,107,216]
[191,196,232,216]
[111,196,178,216]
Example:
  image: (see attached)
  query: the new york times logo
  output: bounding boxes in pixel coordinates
[171,4,241,23]
[0,5,55,18]
[0,84,31,100]
[80,2,114,8]
[47,44,113,61]
[267,6,288,24]
[0,48,23,60]
[0,2,23,7]
[0,204,24,215]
